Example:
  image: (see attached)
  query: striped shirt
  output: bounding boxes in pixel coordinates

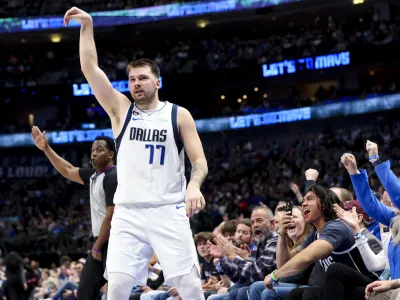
[221,232,277,285]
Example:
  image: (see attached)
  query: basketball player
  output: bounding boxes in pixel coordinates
[31,126,117,300]
[64,7,208,300]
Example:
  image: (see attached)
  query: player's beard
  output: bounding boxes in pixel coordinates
[132,87,157,105]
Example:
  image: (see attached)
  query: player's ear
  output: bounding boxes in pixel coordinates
[156,79,161,89]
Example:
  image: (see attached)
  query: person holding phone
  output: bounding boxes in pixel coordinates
[249,205,313,300]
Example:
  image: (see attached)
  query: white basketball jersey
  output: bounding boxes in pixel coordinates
[114,101,186,205]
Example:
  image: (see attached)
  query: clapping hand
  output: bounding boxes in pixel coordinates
[334,204,361,234]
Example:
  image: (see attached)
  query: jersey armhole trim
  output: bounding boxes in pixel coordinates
[172,104,184,154]
[115,103,134,153]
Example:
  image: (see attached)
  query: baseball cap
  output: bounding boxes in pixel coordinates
[343,200,370,222]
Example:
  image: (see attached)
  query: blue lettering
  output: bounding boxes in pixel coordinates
[315,55,326,69]
[73,77,162,96]
[263,52,350,77]
[341,52,350,66]
[287,60,296,74]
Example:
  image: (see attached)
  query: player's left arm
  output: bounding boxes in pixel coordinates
[178,107,208,218]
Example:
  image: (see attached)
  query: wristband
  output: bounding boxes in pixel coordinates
[372,159,382,167]
[92,246,101,253]
[369,154,379,161]
[270,270,279,282]
[220,257,227,264]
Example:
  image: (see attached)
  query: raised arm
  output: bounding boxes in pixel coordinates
[366,141,400,209]
[64,7,130,135]
[178,107,208,217]
[341,153,395,227]
[31,126,83,184]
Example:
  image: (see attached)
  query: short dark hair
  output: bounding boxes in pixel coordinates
[306,185,343,222]
[126,58,160,79]
[94,136,117,164]
[221,220,238,236]
[59,255,72,267]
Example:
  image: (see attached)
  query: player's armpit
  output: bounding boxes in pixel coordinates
[177,107,208,187]
[83,66,131,128]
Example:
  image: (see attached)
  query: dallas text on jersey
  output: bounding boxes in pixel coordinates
[129,127,167,143]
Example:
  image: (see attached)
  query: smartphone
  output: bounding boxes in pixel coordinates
[286,201,293,215]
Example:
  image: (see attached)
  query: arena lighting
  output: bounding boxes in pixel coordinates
[353,0,364,4]
[262,51,350,78]
[197,20,208,28]
[254,87,259,92]
[220,95,225,100]
[73,77,163,96]
[243,95,248,99]
[50,34,62,43]
[2,93,400,147]
[238,98,242,103]
[263,93,268,98]
[1,0,303,33]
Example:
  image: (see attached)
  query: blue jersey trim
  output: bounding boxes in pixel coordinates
[115,103,134,153]
[172,104,184,154]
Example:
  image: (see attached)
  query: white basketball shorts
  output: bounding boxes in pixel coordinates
[105,202,200,285]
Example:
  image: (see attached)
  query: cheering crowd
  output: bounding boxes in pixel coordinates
[132,140,399,300]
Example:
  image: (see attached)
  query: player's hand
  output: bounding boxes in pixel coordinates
[64,7,92,26]
[167,287,179,297]
[341,153,360,175]
[31,126,49,151]
[334,204,361,234]
[366,140,379,161]
[185,184,205,218]
[91,247,102,261]
[305,169,319,181]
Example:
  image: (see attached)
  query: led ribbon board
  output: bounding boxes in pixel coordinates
[0,0,302,33]
[262,52,351,77]
[1,93,399,148]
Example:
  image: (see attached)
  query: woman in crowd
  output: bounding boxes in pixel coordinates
[249,206,313,300]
